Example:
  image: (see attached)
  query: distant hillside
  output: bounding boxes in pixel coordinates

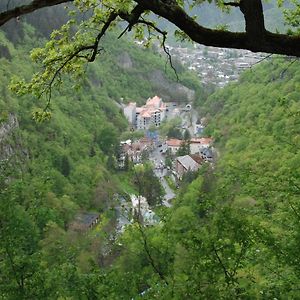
[158,0,288,47]
[0,9,203,210]
[111,57,300,299]
[193,1,287,32]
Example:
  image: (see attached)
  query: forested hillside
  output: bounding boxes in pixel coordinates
[193,0,287,32]
[0,16,202,298]
[1,4,300,299]
[73,57,299,299]
[90,58,300,299]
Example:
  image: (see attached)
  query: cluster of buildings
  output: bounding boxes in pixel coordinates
[167,44,268,88]
[165,137,214,179]
[166,137,213,156]
[118,137,154,167]
[123,96,180,130]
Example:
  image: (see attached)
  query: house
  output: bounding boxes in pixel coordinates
[166,138,183,155]
[119,137,153,164]
[123,96,167,130]
[190,137,213,154]
[165,137,213,155]
[69,212,100,232]
[176,154,202,179]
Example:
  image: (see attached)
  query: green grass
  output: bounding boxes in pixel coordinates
[114,172,138,195]
[165,175,176,191]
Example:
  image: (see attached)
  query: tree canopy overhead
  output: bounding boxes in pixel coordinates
[5,0,300,115]
[1,0,300,56]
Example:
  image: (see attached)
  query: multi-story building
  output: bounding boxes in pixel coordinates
[123,96,167,130]
[123,102,136,124]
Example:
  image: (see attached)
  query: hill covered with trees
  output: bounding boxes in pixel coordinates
[0,2,300,299]
[0,15,202,298]
[83,57,299,299]
[93,57,300,299]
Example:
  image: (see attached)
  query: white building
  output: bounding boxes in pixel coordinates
[123,102,136,124]
[166,139,183,155]
[190,138,213,154]
[131,195,158,225]
[123,96,167,130]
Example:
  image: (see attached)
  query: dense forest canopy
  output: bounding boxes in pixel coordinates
[0,1,300,299]
[2,43,300,297]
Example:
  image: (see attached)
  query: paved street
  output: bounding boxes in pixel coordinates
[180,109,198,136]
[161,176,175,207]
[150,147,176,206]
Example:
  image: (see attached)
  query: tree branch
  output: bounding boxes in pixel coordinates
[0,0,73,26]
[239,0,265,46]
[223,2,240,7]
[134,0,300,57]
[212,245,232,285]
[1,0,300,57]
[40,11,117,108]
[135,19,178,81]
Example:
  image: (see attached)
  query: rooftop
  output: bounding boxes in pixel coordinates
[190,154,204,165]
[166,139,183,147]
[146,95,162,108]
[190,137,213,145]
[75,212,99,226]
[177,155,200,171]
[140,110,152,118]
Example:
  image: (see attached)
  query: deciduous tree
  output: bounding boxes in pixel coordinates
[7,0,300,115]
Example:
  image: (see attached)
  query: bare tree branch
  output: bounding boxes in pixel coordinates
[212,245,232,284]
[135,19,179,81]
[223,2,240,7]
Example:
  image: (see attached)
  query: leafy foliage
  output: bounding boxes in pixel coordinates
[1,4,300,298]
[0,18,200,298]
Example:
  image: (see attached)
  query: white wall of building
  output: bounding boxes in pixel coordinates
[124,104,136,124]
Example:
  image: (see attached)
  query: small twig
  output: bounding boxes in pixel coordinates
[118,24,130,39]
[287,200,300,222]
[132,167,169,284]
[223,1,240,7]
[280,58,298,78]
[250,53,273,68]
[213,245,232,285]
[137,19,179,81]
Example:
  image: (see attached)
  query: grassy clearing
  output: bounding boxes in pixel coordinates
[165,175,177,191]
[114,172,138,195]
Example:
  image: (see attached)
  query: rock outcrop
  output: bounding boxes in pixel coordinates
[147,70,195,102]
[117,52,133,69]
[0,113,27,165]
